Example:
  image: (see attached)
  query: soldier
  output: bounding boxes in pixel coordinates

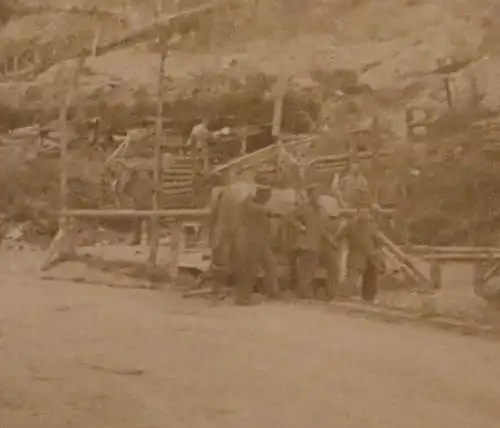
[289,184,339,300]
[233,177,278,306]
[196,171,254,296]
[121,167,155,246]
[335,204,384,302]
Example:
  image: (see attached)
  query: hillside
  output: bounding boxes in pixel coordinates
[0,0,499,129]
[1,0,500,245]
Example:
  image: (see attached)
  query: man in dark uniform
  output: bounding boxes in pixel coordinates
[233,176,278,305]
[121,167,155,245]
[336,204,384,302]
[289,184,339,300]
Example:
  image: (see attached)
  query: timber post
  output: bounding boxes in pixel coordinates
[147,30,167,271]
[41,57,86,271]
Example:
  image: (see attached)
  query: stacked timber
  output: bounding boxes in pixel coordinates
[311,150,392,174]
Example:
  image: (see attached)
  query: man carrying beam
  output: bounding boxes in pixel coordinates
[233,174,278,305]
[194,171,254,297]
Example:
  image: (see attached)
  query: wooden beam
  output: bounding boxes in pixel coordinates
[423,254,500,261]
[91,23,101,57]
[60,209,209,218]
[59,56,85,232]
[409,245,500,255]
[272,67,287,139]
[376,231,431,287]
[148,37,167,268]
[59,207,392,219]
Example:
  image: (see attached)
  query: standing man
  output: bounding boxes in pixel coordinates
[195,171,255,296]
[121,166,155,246]
[186,117,211,174]
[289,184,339,300]
[233,177,278,306]
[340,160,370,208]
[335,204,384,302]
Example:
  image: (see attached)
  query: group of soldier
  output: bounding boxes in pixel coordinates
[199,158,405,306]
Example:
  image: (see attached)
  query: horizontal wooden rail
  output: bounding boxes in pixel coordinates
[409,245,500,254]
[61,209,209,218]
[422,253,500,261]
[60,207,394,218]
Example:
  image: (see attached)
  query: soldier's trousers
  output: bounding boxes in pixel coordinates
[294,249,339,299]
[342,260,379,302]
[234,244,279,305]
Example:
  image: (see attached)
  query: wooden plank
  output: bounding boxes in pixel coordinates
[409,245,500,254]
[272,64,287,139]
[212,135,316,176]
[376,231,431,287]
[423,254,500,261]
[61,209,209,218]
[59,56,85,230]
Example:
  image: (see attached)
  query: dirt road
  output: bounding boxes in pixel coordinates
[1,251,500,428]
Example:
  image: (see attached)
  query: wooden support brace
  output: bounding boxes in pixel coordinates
[377,231,431,288]
[40,220,78,271]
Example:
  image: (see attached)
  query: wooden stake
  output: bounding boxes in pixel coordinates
[91,23,101,57]
[147,37,167,269]
[443,76,453,110]
[41,56,85,271]
[272,45,287,140]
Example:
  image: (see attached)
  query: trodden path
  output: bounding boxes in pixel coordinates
[1,250,500,428]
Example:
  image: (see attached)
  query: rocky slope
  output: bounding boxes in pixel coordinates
[1,0,500,244]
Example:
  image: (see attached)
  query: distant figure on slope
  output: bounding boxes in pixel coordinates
[186,117,212,174]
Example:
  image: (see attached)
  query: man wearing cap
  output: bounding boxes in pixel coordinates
[233,176,278,305]
[335,204,383,302]
[289,183,339,300]
[196,171,255,295]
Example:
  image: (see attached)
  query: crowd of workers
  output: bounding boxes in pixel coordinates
[116,116,408,305]
[199,158,407,306]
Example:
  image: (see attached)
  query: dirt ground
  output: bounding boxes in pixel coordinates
[2,248,500,428]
